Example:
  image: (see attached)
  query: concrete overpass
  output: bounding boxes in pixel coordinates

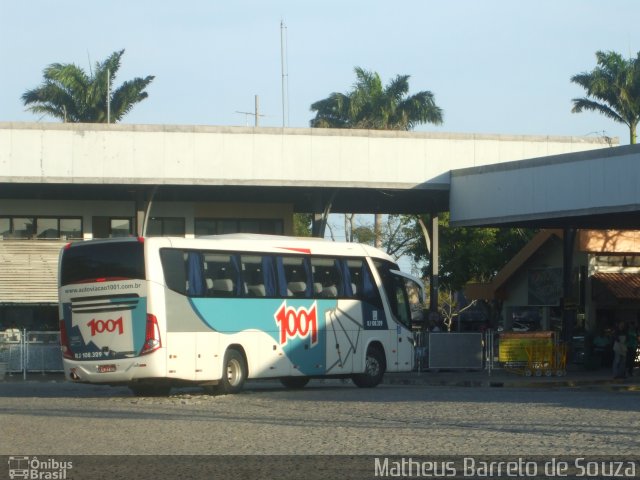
[0,122,621,223]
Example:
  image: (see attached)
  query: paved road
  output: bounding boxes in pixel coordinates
[1,379,638,457]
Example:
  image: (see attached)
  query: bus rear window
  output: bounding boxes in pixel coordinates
[60,241,145,286]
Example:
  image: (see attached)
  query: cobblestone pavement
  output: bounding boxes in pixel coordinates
[1,377,638,456]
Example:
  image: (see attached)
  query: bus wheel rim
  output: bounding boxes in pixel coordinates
[227,359,242,386]
[366,356,380,376]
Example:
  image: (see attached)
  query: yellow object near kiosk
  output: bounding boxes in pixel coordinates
[499,331,567,377]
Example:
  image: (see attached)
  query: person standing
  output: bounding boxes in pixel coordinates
[626,320,638,377]
[612,320,627,379]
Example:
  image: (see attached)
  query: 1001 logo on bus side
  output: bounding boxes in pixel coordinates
[274,301,318,346]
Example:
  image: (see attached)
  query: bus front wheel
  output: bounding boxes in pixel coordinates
[352,346,385,388]
[218,348,247,394]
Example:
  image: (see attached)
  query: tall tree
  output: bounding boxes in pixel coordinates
[22,49,154,123]
[571,50,640,144]
[310,67,443,243]
[310,67,443,130]
[407,213,537,292]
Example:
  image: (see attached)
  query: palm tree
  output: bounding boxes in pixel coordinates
[22,49,154,123]
[571,50,640,144]
[310,67,444,244]
[310,67,443,130]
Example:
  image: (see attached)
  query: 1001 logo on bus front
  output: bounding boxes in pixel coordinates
[274,301,318,347]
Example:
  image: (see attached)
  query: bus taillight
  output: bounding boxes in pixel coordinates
[59,319,74,359]
[140,314,161,355]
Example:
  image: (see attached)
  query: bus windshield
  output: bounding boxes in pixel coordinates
[374,260,425,328]
[60,240,145,285]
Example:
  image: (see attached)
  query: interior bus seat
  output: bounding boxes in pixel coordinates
[322,285,338,298]
[247,284,266,297]
[287,281,307,297]
[211,278,234,296]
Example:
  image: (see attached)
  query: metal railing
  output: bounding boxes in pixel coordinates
[0,329,63,378]
[413,329,489,371]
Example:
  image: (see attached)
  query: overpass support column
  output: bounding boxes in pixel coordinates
[428,213,440,316]
[135,191,145,237]
[561,228,577,344]
[311,213,326,238]
[134,186,158,237]
[311,191,337,238]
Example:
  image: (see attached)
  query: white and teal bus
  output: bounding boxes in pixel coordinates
[58,235,423,395]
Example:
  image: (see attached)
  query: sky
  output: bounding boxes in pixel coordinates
[1,0,640,145]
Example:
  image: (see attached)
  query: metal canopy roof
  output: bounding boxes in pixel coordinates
[449,144,640,229]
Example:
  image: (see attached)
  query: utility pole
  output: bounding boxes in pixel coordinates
[235,95,264,127]
[107,68,111,123]
[255,95,260,127]
[280,20,288,127]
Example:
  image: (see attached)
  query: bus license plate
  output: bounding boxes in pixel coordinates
[97,364,116,373]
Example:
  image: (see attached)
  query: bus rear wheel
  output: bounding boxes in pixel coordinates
[280,376,310,389]
[218,348,247,394]
[352,346,385,388]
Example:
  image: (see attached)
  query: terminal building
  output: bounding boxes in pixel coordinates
[1,121,638,341]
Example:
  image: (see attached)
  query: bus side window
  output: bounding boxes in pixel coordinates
[280,256,312,298]
[203,253,243,297]
[185,251,206,296]
[241,255,266,297]
[359,260,383,309]
[310,257,343,298]
[346,259,363,298]
[160,248,187,295]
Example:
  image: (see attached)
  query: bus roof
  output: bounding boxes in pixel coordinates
[147,234,396,263]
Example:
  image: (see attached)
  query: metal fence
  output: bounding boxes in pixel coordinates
[0,329,63,377]
[0,328,552,378]
[414,330,488,371]
[415,329,593,376]
[8,328,492,377]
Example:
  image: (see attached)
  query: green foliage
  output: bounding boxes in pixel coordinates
[310,67,443,130]
[571,50,640,144]
[355,212,536,297]
[293,213,313,237]
[309,68,443,249]
[342,214,421,260]
[22,49,154,123]
[408,213,537,291]
[381,215,422,258]
[352,225,376,245]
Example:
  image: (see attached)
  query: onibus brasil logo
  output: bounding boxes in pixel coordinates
[274,300,318,346]
[8,456,73,479]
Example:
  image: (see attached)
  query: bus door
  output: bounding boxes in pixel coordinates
[393,270,426,371]
[390,276,413,371]
[382,269,425,372]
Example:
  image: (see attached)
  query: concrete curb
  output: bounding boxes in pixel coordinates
[382,371,640,391]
